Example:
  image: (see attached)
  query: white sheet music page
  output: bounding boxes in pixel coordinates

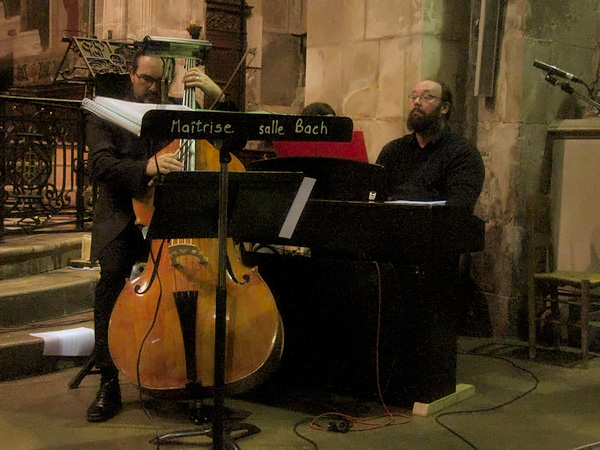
[81,96,193,136]
[384,200,447,205]
[278,177,316,239]
[30,327,95,356]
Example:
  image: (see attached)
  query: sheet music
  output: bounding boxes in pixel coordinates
[278,177,316,239]
[30,327,94,356]
[384,200,447,206]
[81,96,193,136]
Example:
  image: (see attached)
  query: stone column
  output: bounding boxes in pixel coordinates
[475,0,599,337]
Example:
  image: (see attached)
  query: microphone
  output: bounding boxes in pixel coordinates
[533,60,581,83]
[544,74,574,94]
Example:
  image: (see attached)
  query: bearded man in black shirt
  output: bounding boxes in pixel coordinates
[376,79,484,212]
[375,80,485,405]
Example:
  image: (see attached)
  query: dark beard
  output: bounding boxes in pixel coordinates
[141,92,162,104]
[407,105,443,135]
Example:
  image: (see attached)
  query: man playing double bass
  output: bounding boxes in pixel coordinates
[86,49,230,422]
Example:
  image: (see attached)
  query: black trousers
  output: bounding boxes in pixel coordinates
[93,223,147,375]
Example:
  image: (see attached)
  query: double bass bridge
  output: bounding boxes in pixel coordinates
[169,243,209,267]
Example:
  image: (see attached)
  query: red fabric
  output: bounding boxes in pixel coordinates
[273,131,369,162]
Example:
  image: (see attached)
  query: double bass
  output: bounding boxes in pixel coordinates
[107,52,283,397]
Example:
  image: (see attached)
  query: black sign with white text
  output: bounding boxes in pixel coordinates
[140,110,354,141]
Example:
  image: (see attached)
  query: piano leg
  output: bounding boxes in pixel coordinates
[382,257,461,405]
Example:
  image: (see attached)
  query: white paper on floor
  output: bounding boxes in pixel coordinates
[30,327,94,356]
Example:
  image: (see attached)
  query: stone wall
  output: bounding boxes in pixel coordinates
[245,0,306,114]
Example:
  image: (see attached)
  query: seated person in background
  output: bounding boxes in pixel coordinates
[376,79,484,212]
[301,101,336,116]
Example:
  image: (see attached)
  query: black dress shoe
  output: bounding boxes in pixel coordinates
[87,377,122,422]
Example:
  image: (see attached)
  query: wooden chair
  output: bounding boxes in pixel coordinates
[527,193,600,367]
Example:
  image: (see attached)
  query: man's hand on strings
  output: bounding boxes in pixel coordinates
[183,68,223,107]
[146,153,184,177]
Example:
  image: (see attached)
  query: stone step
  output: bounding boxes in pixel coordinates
[0,232,99,381]
[0,266,99,327]
[0,312,94,382]
[0,232,89,280]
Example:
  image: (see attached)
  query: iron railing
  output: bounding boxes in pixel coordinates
[0,95,92,240]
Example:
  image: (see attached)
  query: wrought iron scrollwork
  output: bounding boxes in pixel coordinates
[1,97,92,235]
[54,37,136,83]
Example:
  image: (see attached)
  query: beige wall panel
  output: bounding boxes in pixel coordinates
[306,0,365,46]
[551,132,600,272]
[305,45,343,113]
[366,0,423,40]
[378,36,422,120]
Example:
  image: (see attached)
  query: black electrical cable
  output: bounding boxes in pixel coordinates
[293,417,319,450]
[434,351,539,450]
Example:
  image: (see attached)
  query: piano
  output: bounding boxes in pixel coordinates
[145,110,485,406]
[243,154,484,406]
[245,155,483,257]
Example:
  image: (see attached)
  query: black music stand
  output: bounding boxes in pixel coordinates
[138,108,351,449]
[146,168,306,449]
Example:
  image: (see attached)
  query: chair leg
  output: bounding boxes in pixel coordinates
[528,281,537,359]
[581,280,591,368]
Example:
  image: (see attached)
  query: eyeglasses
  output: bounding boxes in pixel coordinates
[134,72,162,87]
[408,94,440,103]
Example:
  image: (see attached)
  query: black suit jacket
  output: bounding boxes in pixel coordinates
[86,92,236,260]
[86,111,164,261]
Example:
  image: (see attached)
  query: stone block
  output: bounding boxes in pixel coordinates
[263,0,291,33]
[378,36,422,119]
[261,32,304,105]
[307,0,365,46]
[358,119,407,163]
[366,0,422,40]
[305,46,343,112]
[423,0,470,39]
[527,0,597,47]
[340,41,379,118]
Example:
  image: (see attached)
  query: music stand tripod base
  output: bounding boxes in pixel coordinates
[149,422,261,447]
